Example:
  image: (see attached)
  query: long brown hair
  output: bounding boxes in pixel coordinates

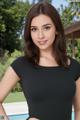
[24,2,68,67]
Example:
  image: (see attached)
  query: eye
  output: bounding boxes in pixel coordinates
[44,26,51,30]
[31,27,37,32]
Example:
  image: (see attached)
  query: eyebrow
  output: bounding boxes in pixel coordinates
[30,23,52,27]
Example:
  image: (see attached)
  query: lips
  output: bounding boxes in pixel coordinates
[38,40,48,45]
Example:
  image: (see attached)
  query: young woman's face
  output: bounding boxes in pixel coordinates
[30,14,57,51]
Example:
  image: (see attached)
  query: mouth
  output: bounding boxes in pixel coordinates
[38,40,48,45]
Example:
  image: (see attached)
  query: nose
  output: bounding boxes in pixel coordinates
[38,30,44,39]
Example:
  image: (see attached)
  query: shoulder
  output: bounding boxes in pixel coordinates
[69,57,80,72]
[10,56,31,78]
[70,57,80,68]
[11,56,29,66]
[12,56,26,63]
[10,55,31,71]
[69,57,80,81]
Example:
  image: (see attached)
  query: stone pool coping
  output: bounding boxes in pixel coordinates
[3,102,29,115]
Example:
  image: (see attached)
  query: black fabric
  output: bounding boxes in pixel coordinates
[11,56,80,120]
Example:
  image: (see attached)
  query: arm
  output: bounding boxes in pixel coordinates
[0,66,20,120]
[73,77,80,120]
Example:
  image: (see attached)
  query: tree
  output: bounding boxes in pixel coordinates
[32,0,52,4]
[66,0,80,21]
[58,1,80,27]
[59,1,80,60]
[0,0,31,55]
[59,5,74,27]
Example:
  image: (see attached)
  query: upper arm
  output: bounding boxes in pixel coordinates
[73,77,80,112]
[0,66,20,102]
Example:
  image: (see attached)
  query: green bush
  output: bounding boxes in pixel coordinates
[75,40,80,62]
[0,49,22,78]
[0,50,23,92]
[67,39,80,63]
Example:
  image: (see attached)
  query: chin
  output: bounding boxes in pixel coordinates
[39,46,50,51]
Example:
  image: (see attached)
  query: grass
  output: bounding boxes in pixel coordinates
[4,92,26,103]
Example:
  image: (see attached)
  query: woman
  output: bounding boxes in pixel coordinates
[0,2,80,120]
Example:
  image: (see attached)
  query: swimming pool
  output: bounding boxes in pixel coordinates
[9,112,74,120]
[9,113,29,120]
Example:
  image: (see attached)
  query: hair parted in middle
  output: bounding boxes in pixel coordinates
[24,1,68,67]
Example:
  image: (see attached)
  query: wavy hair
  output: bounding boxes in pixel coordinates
[24,2,68,67]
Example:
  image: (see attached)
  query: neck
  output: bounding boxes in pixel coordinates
[40,48,54,58]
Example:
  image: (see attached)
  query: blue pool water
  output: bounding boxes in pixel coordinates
[9,113,29,120]
[9,112,74,120]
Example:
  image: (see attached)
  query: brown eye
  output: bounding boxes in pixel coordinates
[44,26,51,30]
[31,27,37,32]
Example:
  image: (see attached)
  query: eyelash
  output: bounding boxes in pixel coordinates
[44,26,51,30]
[31,28,37,32]
[31,26,51,32]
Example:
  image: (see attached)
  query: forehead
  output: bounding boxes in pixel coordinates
[31,14,53,26]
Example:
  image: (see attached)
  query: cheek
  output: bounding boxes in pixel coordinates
[31,32,37,40]
[48,31,56,41]
[31,33,37,45]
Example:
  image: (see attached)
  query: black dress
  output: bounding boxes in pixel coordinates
[11,56,80,120]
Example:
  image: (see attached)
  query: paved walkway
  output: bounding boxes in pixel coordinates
[3,102,29,115]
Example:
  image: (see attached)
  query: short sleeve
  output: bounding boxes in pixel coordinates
[72,59,80,81]
[10,56,25,78]
[75,64,80,81]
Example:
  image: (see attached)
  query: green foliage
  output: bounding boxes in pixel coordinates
[66,0,80,21]
[0,50,22,79]
[59,5,74,27]
[4,92,26,103]
[75,40,80,62]
[0,0,16,9]
[59,1,80,27]
[32,0,52,4]
[67,39,80,63]
[0,50,23,92]
[0,0,31,54]
[0,50,9,78]
[0,50,22,78]
[38,0,52,3]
